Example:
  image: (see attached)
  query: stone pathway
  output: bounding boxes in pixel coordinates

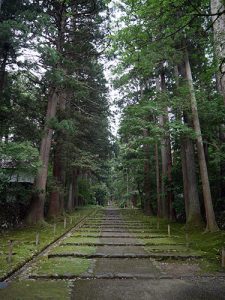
[71,208,225,300]
[1,207,225,299]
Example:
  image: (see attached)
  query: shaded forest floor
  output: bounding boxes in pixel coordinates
[0,207,97,281]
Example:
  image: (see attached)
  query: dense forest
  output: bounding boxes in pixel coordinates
[109,0,225,232]
[0,0,111,226]
[1,0,225,234]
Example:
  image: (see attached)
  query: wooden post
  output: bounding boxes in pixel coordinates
[35,233,40,246]
[8,240,13,263]
[168,224,171,237]
[53,224,56,235]
[64,217,67,229]
[222,248,225,268]
[70,217,73,225]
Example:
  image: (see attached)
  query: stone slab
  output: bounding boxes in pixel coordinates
[71,278,225,300]
[93,258,159,275]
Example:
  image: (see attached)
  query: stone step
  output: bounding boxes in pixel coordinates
[29,273,158,280]
[70,235,169,238]
[61,242,186,247]
[82,223,154,229]
[29,273,225,280]
[85,220,149,222]
[61,242,146,246]
[48,253,202,259]
[79,230,158,233]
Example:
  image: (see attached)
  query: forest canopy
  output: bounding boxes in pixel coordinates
[1,0,225,234]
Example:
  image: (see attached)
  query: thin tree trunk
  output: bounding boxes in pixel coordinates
[180,139,190,220]
[166,136,175,221]
[67,169,79,211]
[48,141,63,218]
[156,76,168,218]
[74,169,79,208]
[159,126,168,218]
[184,47,218,232]
[143,129,154,215]
[67,182,73,211]
[155,143,162,217]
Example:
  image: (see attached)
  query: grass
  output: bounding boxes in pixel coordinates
[0,280,71,299]
[144,244,188,251]
[50,245,96,255]
[30,257,91,276]
[63,236,99,244]
[120,209,225,272]
[0,207,99,280]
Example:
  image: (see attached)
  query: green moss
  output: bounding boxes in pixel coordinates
[144,245,188,252]
[64,236,99,244]
[50,245,96,255]
[0,207,100,280]
[0,280,70,300]
[139,237,179,245]
[30,257,90,276]
[71,233,100,237]
[120,208,225,272]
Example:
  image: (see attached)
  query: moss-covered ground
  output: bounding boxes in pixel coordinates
[0,207,103,299]
[63,236,99,244]
[0,207,98,280]
[0,280,71,299]
[120,209,225,272]
[29,257,91,276]
[50,245,96,255]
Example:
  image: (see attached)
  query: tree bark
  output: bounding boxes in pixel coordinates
[157,73,174,219]
[211,0,225,104]
[143,129,154,215]
[180,138,190,219]
[48,140,64,218]
[67,169,79,211]
[166,134,176,221]
[155,143,162,217]
[184,47,219,231]
[211,1,225,209]
[26,90,58,224]
[184,136,203,227]
[176,64,202,227]
[26,3,67,224]
[48,92,66,217]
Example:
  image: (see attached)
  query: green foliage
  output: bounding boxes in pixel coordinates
[0,141,41,224]
[0,141,40,175]
[91,182,109,206]
[78,178,92,205]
